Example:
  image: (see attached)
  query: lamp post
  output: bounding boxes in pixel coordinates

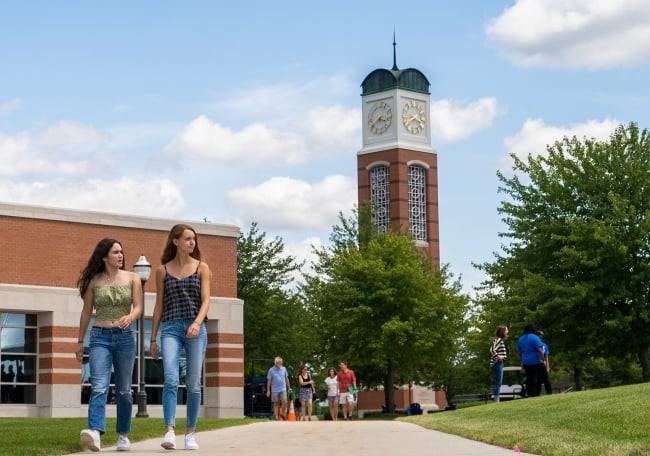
[133,255,151,418]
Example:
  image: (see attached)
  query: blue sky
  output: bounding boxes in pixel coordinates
[3,1,650,291]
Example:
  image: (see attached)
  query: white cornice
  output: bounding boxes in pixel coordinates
[0,202,239,238]
[358,142,436,155]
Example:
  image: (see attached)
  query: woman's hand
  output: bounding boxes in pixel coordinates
[117,314,133,329]
[75,342,84,362]
[151,341,160,360]
[186,321,201,338]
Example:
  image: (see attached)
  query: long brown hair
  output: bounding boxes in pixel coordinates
[161,224,202,264]
[77,238,124,297]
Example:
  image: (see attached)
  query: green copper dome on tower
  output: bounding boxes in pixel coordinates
[361,34,430,96]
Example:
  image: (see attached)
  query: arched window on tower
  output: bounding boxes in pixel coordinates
[369,165,390,232]
[408,165,427,241]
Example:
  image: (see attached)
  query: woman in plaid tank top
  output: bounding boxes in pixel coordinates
[150,224,211,451]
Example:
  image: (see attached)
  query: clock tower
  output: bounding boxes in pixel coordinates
[357,41,440,266]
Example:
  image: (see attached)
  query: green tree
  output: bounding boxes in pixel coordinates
[303,211,468,412]
[238,223,318,376]
[478,123,650,385]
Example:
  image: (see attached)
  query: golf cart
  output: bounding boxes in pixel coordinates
[497,366,525,400]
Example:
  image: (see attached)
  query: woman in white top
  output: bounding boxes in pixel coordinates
[324,368,339,421]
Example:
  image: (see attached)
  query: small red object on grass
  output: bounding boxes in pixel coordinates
[512,445,521,453]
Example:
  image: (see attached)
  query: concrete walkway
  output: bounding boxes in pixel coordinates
[80,421,535,455]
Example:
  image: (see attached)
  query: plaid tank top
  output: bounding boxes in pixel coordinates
[162,264,202,321]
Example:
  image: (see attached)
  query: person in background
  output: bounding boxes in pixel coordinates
[337,361,357,420]
[490,325,508,402]
[266,357,290,421]
[324,368,339,421]
[537,330,552,395]
[516,323,546,397]
[298,365,315,421]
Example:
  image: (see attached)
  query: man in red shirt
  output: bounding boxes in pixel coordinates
[337,361,357,420]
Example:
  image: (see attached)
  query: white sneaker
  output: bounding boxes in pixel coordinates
[80,429,101,452]
[185,433,199,450]
[161,430,176,450]
[117,434,131,451]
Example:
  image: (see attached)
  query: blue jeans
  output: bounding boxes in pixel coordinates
[88,326,136,434]
[161,319,207,430]
[492,361,504,400]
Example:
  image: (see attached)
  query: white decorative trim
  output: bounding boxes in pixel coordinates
[205,372,242,378]
[358,142,435,155]
[415,240,430,248]
[39,337,77,343]
[0,202,239,238]
[206,358,244,363]
[406,160,431,169]
[205,343,244,349]
[39,368,80,374]
[39,353,76,359]
[365,160,391,170]
[0,283,244,320]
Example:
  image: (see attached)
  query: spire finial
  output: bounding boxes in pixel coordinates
[392,28,398,71]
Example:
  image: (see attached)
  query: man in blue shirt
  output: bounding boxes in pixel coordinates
[266,356,290,420]
[516,323,546,397]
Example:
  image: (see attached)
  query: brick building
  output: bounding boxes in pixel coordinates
[0,202,244,418]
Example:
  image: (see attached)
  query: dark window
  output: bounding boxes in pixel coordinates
[1,313,38,404]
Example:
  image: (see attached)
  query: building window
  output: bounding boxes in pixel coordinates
[370,165,390,232]
[408,165,427,241]
[81,318,203,405]
[1,313,37,404]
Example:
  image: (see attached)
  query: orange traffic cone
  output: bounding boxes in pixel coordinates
[287,400,297,422]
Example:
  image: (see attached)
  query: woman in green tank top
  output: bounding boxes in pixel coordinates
[75,238,143,452]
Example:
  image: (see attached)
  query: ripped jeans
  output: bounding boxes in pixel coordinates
[87,326,136,434]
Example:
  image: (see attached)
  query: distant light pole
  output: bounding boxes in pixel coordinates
[133,255,152,418]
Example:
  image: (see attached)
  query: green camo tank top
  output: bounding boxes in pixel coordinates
[93,284,132,321]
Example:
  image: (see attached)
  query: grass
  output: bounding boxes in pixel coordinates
[0,417,258,456]
[402,382,650,456]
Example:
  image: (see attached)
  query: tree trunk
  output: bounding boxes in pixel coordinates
[638,346,650,381]
[573,365,584,391]
[383,364,395,414]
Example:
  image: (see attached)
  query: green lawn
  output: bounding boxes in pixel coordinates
[402,382,650,456]
[0,417,258,456]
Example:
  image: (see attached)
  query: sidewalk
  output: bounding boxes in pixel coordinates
[77,420,536,455]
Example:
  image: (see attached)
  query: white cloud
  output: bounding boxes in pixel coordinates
[0,98,21,116]
[227,175,356,230]
[429,97,498,142]
[0,177,185,217]
[486,0,650,69]
[164,106,361,165]
[284,236,324,283]
[215,73,356,121]
[164,73,361,166]
[303,105,360,153]
[164,115,307,165]
[0,121,106,177]
[502,117,620,168]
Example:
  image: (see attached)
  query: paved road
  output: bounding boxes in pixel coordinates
[78,421,535,455]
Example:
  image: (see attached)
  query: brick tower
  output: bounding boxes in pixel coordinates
[357,41,439,267]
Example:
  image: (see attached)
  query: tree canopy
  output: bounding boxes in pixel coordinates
[303,210,468,411]
[477,123,650,386]
[238,223,318,376]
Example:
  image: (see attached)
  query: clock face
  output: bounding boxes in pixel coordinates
[402,99,426,135]
[368,101,392,135]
